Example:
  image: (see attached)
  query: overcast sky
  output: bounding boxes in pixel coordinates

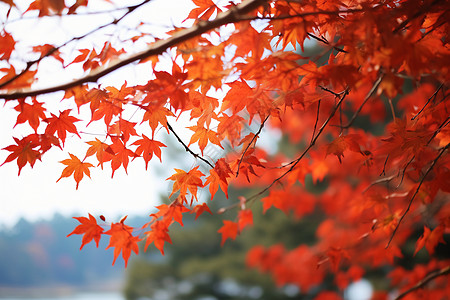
[0,0,197,227]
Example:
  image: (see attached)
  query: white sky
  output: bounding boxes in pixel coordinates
[0,0,197,228]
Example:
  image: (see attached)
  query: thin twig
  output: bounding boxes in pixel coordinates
[167,122,214,169]
[307,33,348,53]
[0,0,152,90]
[394,265,450,300]
[342,75,383,129]
[236,115,270,177]
[243,89,348,207]
[362,174,396,193]
[310,99,321,145]
[411,83,443,120]
[386,143,450,248]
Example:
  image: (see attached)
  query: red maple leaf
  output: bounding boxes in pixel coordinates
[238,209,253,231]
[218,220,239,246]
[414,225,446,256]
[14,98,46,132]
[109,137,137,177]
[1,136,42,175]
[67,213,104,250]
[44,109,80,145]
[132,135,166,169]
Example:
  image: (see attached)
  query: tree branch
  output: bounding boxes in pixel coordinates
[0,0,269,100]
[386,143,450,248]
[341,74,383,129]
[246,88,348,204]
[394,265,450,300]
[0,0,152,91]
[167,122,214,169]
[236,115,270,177]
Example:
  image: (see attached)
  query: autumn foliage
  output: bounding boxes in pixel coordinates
[1,0,450,299]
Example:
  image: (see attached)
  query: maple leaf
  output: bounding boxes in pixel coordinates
[131,135,166,169]
[238,209,253,231]
[85,138,114,169]
[191,203,213,220]
[57,153,94,189]
[326,134,362,163]
[107,119,137,142]
[32,44,64,64]
[216,113,244,146]
[144,220,172,255]
[0,65,37,89]
[414,225,446,256]
[1,136,42,175]
[0,30,15,60]
[188,124,223,155]
[104,220,141,267]
[150,203,190,227]
[205,158,233,199]
[14,98,46,132]
[109,137,137,177]
[218,220,239,246]
[44,109,81,145]
[90,98,123,126]
[167,167,205,204]
[67,213,104,250]
[221,80,253,115]
[184,0,221,21]
[141,103,175,136]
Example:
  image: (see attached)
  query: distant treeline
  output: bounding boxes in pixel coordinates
[0,214,146,287]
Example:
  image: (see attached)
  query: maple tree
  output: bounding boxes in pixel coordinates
[1,0,449,299]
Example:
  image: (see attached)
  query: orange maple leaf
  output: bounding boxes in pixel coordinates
[188,124,223,155]
[191,203,213,220]
[104,219,141,267]
[184,0,221,21]
[131,135,166,169]
[44,109,80,145]
[141,103,175,137]
[221,80,253,115]
[144,220,172,255]
[57,153,94,189]
[67,213,104,250]
[107,119,137,143]
[85,138,114,169]
[205,158,233,199]
[150,203,190,227]
[167,167,205,204]
[218,220,239,246]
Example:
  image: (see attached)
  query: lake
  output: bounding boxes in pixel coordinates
[0,292,125,300]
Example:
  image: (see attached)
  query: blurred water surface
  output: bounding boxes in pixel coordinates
[0,292,124,300]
